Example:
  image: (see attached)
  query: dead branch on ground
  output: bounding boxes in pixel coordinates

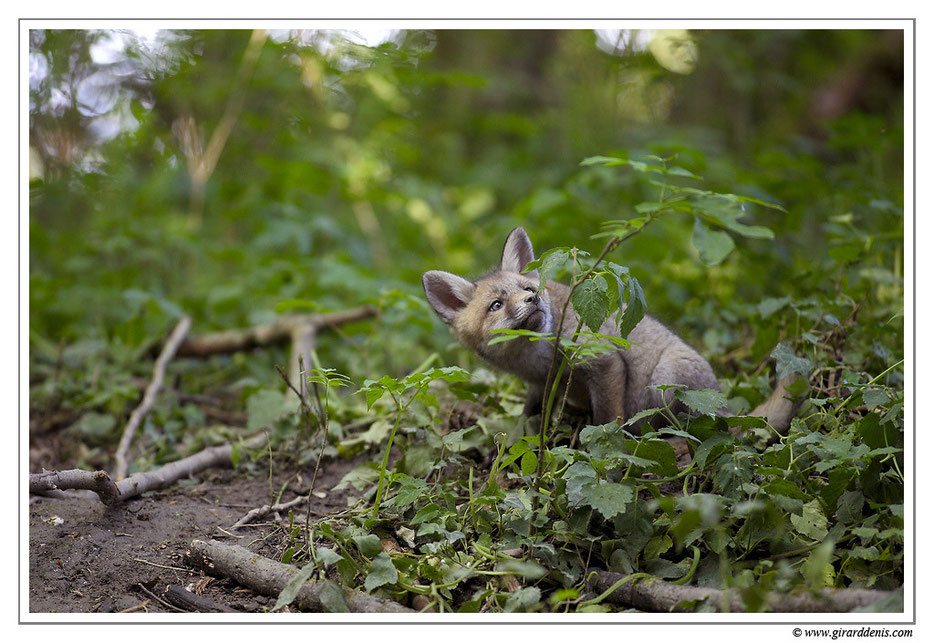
[229,494,308,530]
[185,539,413,613]
[163,585,240,613]
[115,316,192,479]
[173,306,377,390]
[591,569,899,613]
[30,435,266,506]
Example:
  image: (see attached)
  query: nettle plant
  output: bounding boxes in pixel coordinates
[283,156,902,612]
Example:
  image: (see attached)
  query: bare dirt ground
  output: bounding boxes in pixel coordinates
[28,457,360,614]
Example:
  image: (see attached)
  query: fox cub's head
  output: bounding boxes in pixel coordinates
[422,227,553,360]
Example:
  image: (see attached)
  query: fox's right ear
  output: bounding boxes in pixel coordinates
[423,271,476,325]
[501,227,537,277]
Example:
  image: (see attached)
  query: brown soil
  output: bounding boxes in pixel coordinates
[28,457,362,614]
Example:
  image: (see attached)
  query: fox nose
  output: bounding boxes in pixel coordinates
[525,293,539,304]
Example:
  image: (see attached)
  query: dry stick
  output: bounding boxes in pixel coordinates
[229,494,308,530]
[174,307,378,358]
[30,435,267,506]
[185,539,413,613]
[163,585,240,613]
[591,570,899,613]
[114,316,192,480]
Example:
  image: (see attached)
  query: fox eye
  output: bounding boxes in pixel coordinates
[524,286,536,293]
[489,300,503,312]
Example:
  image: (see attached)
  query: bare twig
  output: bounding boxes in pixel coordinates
[115,316,192,480]
[185,539,413,613]
[175,307,378,358]
[135,583,186,613]
[590,569,899,613]
[174,306,377,393]
[164,585,240,613]
[229,494,308,530]
[31,434,267,506]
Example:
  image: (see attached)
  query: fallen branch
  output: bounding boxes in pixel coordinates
[229,494,308,530]
[163,584,240,613]
[185,539,413,613]
[590,569,899,613]
[30,435,266,506]
[175,307,378,358]
[173,306,377,389]
[115,316,192,479]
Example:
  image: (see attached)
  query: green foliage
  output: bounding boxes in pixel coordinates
[29,29,903,612]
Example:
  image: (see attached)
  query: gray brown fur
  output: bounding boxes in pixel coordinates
[423,227,797,432]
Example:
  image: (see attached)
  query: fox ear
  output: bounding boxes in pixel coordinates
[423,271,476,324]
[501,227,537,277]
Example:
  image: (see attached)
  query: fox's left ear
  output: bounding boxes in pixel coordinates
[501,227,538,278]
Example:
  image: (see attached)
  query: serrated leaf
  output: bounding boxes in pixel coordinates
[675,388,729,416]
[582,481,634,520]
[504,587,542,613]
[571,275,610,332]
[791,500,829,542]
[533,248,570,290]
[692,219,735,265]
[618,276,646,339]
[364,387,386,410]
[771,342,812,381]
[861,389,889,410]
[364,553,398,592]
[579,422,630,460]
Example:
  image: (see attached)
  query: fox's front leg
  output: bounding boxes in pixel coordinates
[587,355,626,426]
[523,383,545,417]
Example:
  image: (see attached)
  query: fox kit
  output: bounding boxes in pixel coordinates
[423,227,797,431]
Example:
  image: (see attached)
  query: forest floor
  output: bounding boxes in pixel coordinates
[28,448,361,615]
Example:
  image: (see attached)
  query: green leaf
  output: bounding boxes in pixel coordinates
[580,422,630,460]
[582,481,635,520]
[625,438,679,476]
[757,296,790,318]
[836,490,865,524]
[861,389,889,410]
[272,561,316,611]
[617,276,646,339]
[791,500,829,542]
[531,248,570,290]
[520,449,538,476]
[692,218,735,265]
[580,155,625,166]
[354,534,383,558]
[494,559,547,579]
[503,587,542,613]
[771,343,813,381]
[675,388,728,417]
[315,547,344,567]
[571,275,610,332]
[319,580,349,613]
[364,553,398,592]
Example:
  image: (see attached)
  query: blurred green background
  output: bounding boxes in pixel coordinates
[29,28,904,444]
